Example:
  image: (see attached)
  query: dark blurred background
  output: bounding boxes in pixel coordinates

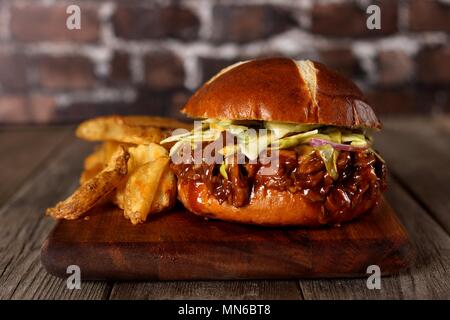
[0,0,449,124]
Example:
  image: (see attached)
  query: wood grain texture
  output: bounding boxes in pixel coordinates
[2,250,111,300]
[109,281,302,300]
[0,133,110,299]
[0,127,71,206]
[298,177,450,299]
[1,118,450,300]
[41,197,414,281]
[377,118,450,233]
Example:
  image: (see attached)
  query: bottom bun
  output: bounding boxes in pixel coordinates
[177,180,377,227]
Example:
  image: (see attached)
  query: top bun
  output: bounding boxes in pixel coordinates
[182,58,381,129]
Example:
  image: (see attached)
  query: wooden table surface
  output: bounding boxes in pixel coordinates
[0,117,449,300]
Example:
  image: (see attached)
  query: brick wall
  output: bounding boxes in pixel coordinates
[0,0,449,124]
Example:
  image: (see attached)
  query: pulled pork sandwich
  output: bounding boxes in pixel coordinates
[162,58,387,227]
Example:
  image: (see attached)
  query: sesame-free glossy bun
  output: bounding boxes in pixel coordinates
[177,180,377,227]
[182,58,381,129]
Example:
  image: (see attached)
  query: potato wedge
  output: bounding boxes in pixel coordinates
[112,143,168,210]
[76,115,191,144]
[150,166,177,213]
[115,166,176,214]
[83,147,103,172]
[113,181,126,210]
[81,141,125,184]
[128,143,168,172]
[79,166,102,185]
[114,115,192,130]
[47,146,130,220]
[124,157,169,224]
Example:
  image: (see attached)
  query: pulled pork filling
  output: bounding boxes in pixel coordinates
[171,148,387,214]
[163,119,387,218]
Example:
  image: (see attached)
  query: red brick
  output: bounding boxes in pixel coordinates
[199,53,360,84]
[0,94,57,124]
[366,88,436,115]
[317,48,362,78]
[168,90,192,120]
[133,88,192,119]
[211,5,297,43]
[377,50,414,86]
[311,0,397,37]
[409,0,450,32]
[110,52,131,83]
[417,45,450,85]
[366,90,415,114]
[34,56,96,90]
[55,89,188,122]
[113,5,199,41]
[0,95,29,123]
[144,52,185,90]
[55,101,141,123]
[133,89,175,116]
[445,90,450,113]
[0,53,27,91]
[199,57,240,83]
[29,94,57,123]
[10,4,99,43]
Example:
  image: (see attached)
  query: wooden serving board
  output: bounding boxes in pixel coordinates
[41,197,415,280]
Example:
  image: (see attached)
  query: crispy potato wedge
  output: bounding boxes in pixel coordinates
[127,143,168,172]
[79,166,102,185]
[84,141,123,169]
[47,147,130,220]
[113,185,126,210]
[83,150,103,172]
[112,143,170,211]
[76,115,191,144]
[81,141,127,184]
[76,116,164,144]
[113,168,176,214]
[115,115,192,130]
[150,166,177,213]
[124,157,170,224]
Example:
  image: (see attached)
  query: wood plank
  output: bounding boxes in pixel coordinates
[0,127,71,206]
[3,250,111,300]
[41,197,413,281]
[3,118,448,300]
[0,129,300,300]
[377,118,450,233]
[109,281,302,300]
[298,176,450,299]
[0,136,111,299]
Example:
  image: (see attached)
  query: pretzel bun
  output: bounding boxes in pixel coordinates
[177,180,378,227]
[175,58,384,226]
[182,57,381,129]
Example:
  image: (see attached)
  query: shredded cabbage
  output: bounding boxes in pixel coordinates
[316,144,339,180]
[264,121,321,139]
[161,118,380,180]
[270,130,319,149]
[219,163,228,179]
